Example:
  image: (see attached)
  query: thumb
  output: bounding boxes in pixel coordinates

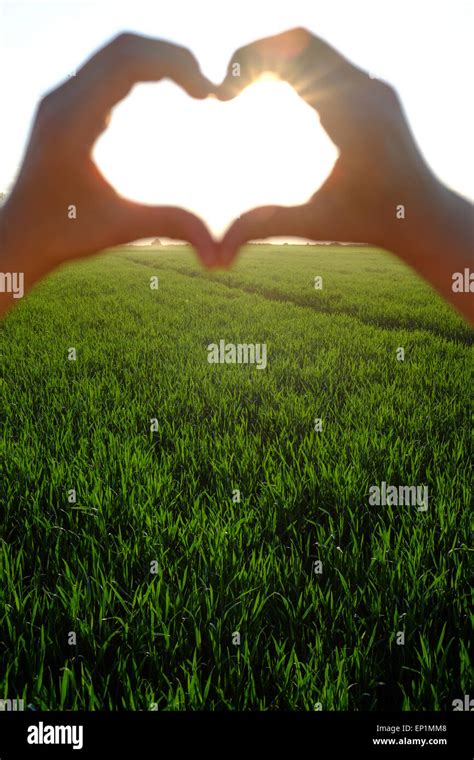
[219,203,317,266]
[219,177,359,266]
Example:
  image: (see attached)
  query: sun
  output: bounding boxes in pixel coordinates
[93,75,339,237]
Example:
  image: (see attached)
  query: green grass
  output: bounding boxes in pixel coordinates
[0,244,472,710]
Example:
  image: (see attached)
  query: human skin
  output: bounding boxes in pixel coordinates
[0,29,473,322]
[217,28,474,324]
[0,33,218,316]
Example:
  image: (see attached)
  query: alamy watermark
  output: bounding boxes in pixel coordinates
[452,694,474,711]
[0,271,24,299]
[27,721,83,750]
[369,481,428,511]
[451,268,473,293]
[0,698,25,711]
[207,340,267,370]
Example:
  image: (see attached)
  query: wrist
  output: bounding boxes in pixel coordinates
[388,178,473,265]
[382,177,474,323]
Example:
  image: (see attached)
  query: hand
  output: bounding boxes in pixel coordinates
[0,33,218,304]
[217,29,474,323]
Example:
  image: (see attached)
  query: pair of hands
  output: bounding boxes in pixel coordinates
[0,28,472,320]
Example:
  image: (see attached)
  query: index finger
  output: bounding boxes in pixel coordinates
[36,33,215,149]
[216,27,365,104]
[215,28,398,156]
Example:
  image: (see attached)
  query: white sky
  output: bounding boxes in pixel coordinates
[0,0,473,236]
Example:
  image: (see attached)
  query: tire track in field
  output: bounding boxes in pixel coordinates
[116,252,473,346]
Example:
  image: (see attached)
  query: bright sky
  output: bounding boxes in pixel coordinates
[0,0,473,237]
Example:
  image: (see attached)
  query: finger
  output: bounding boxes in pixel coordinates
[218,204,316,267]
[216,27,362,103]
[216,28,384,157]
[38,33,215,149]
[115,202,219,268]
[218,175,363,267]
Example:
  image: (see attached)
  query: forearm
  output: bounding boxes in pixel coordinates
[0,204,51,317]
[390,182,474,325]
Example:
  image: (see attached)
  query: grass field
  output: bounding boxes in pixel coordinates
[0,244,472,710]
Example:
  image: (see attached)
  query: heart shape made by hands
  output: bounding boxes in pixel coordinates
[19,29,421,272]
[91,26,391,268]
[93,76,338,243]
[4,29,466,322]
